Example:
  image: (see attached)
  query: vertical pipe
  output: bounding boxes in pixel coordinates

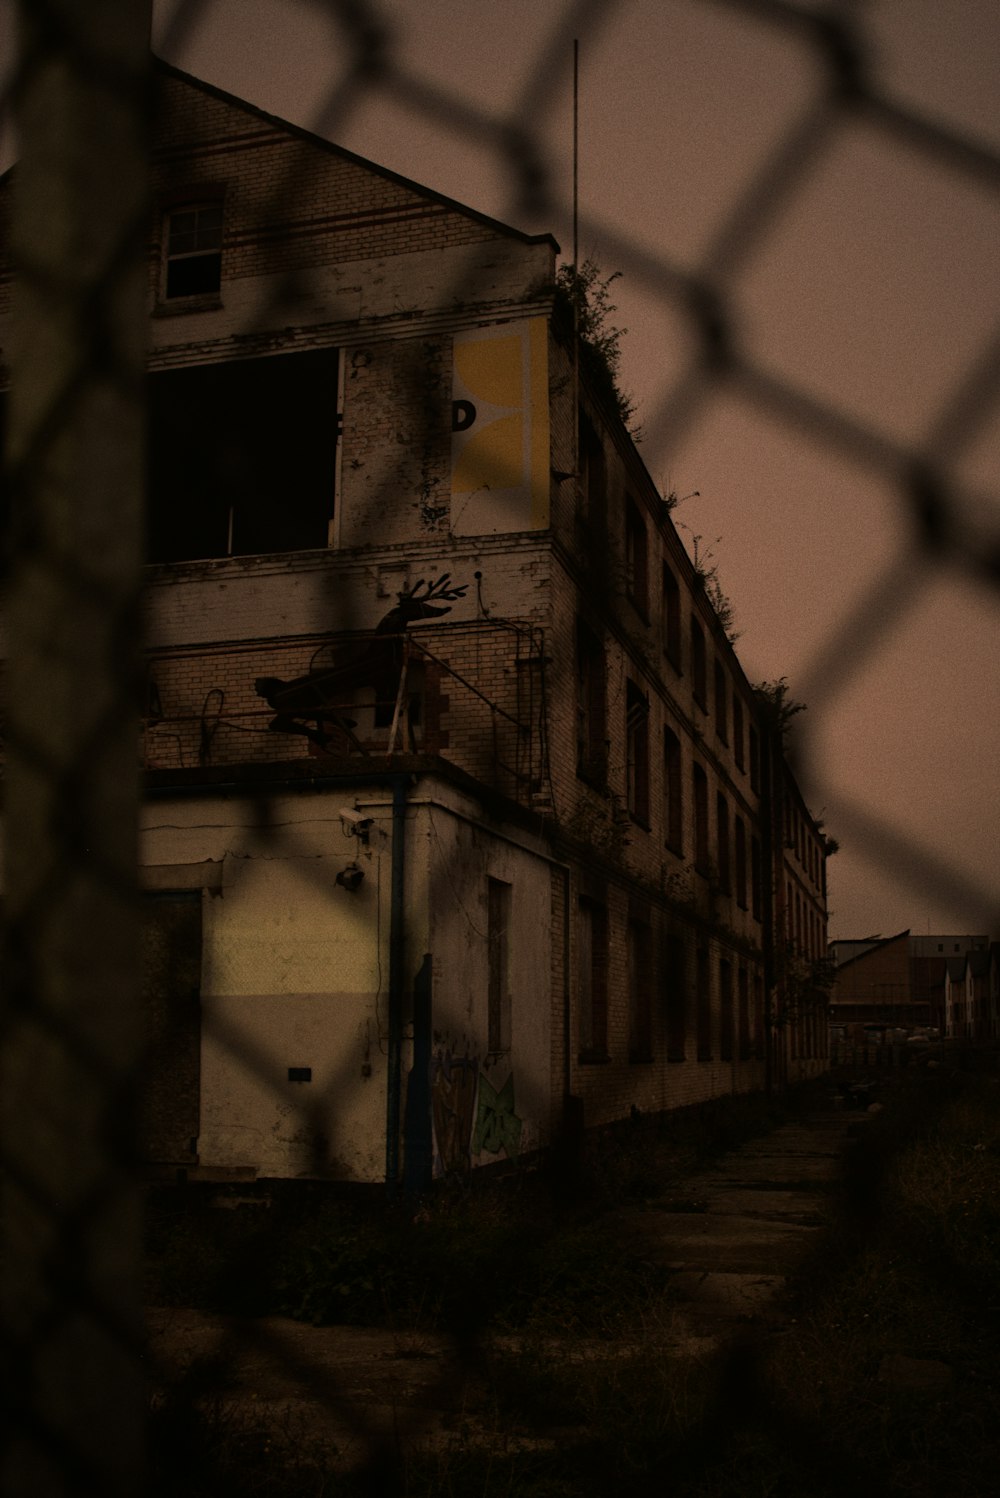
[385,776,407,1193]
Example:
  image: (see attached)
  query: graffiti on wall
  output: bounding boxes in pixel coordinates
[472,1071,522,1161]
[430,1048,479,1176]
[429,1043,524,1176]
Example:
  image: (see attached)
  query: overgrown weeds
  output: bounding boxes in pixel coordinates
[147,1068,1000,1494]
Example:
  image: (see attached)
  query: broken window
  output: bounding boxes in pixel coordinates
[163,202,223,300]
[147,347,340,562]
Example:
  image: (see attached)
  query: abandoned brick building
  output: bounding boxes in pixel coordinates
[0,61,831,1185]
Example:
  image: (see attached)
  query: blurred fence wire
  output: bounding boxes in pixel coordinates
[1,0,998,1494]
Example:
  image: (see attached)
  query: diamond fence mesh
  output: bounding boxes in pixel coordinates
[1,0,998,1494]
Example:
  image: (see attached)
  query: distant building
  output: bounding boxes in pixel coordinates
[829,931,991,1037]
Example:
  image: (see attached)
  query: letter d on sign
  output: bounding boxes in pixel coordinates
[452,399,476,432]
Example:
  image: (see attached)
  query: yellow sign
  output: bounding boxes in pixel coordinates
[451,318,549,534]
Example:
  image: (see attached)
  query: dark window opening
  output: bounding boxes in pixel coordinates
[578,411,606,529]
[625,497,648,618]
[663,726,683,854]
[578,897,609,1061]
[626,681,650,825]
[751,835,762,920]
[147,348,339,562]
[717,792,731,895]
[749,723,760,793]
[691,616,707,710]
[576,619,607,784]
[735,816,748,909]
[720,958,733,1062]
[696,947,711,1061]
[164,203,222,300]
[738,967,751,1060]
[628,919,653,1062]
[663,564,682,671]
[714,660,728,743]
[693,763,710,874]
[733,695,744,771]
[665,935,687,1062]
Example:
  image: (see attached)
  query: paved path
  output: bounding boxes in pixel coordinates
[148,1105,863,1468]
[620,1110,859,1339]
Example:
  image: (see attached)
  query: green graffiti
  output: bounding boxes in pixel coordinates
[472,1071,522,1159]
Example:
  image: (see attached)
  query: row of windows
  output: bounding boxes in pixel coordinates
[786,799,823,887]
[786,880,826,962]
[578,902,765,1064]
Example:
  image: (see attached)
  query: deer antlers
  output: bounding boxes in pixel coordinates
[397,573,468,606]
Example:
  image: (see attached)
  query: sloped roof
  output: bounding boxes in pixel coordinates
[833,930,910,974]
[153,57,559,254]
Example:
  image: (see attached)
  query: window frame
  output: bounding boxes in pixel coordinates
[162,199,224,304]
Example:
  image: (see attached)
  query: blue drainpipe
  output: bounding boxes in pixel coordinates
[385,776,407,1194]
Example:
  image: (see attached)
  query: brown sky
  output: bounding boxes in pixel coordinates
[3,0,998,938]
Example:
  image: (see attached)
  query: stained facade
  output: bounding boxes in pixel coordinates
[0,62,832,1184]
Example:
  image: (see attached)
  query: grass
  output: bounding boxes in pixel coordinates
[146,1063,1000,1495]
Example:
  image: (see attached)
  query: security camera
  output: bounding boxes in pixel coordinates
[338,808,374,841]
[336,862,365,893]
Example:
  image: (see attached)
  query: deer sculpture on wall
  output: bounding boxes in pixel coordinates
[254,573,468,750]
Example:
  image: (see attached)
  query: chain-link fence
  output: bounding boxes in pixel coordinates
[1,1,998,1493]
